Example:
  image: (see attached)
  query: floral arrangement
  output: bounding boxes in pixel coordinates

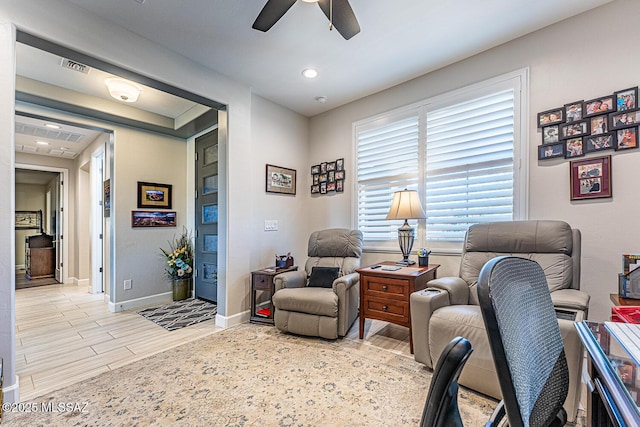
[160,228,194,280]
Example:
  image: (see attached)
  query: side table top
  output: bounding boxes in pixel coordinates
[357,261,439,277]
[252,265,298,276]
[610,293,640,306]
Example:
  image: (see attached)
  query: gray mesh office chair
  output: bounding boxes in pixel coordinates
[478,256,569,427]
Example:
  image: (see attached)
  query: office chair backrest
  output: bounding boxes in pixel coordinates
[478,256,569,427]
[420,336,473,427]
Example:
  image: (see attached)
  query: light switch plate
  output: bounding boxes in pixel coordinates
[264,220,278,231]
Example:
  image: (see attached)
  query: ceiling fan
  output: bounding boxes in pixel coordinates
[252,0,361,40]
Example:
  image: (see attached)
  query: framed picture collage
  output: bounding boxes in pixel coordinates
[310,158,345,195]
[538,86,638,161]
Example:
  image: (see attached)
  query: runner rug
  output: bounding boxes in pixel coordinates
[137,297,217,331]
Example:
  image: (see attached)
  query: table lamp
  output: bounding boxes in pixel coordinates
[385,189,426,266]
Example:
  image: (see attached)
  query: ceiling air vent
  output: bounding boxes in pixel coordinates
[60,58,90,74]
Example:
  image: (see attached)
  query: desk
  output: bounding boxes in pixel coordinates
[357,262,439,354]
[575,321,640,426]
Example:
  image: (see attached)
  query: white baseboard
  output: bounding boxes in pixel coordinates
[215,309,250,328]
[3,376,19,403]
[108,292,173,312]
[14,264,25,270]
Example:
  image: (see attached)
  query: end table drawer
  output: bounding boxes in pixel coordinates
[253,274,271,290]
[363,276,407,300]
[364,297,408,323]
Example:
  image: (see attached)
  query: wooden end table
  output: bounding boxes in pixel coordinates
[250,265,297,325]
[610,293,640,306]
[357,262,439,354]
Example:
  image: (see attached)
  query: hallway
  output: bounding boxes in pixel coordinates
[15,283,221,401]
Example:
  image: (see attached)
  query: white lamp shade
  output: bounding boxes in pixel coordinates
[385,189,426,220]
[105,78,141,103]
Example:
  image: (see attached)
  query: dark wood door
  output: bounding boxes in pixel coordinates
[195,129,218,302]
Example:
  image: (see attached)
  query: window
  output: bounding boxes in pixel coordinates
[355,70,527,252]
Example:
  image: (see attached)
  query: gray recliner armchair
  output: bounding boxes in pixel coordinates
[272,228,363,339]
[410,220,590,423]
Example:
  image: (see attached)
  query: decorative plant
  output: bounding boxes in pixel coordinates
[160,227,194,280]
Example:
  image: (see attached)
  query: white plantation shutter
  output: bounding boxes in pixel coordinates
[425,90,515,242]
[354,70,526,250]
[356,111,420,243]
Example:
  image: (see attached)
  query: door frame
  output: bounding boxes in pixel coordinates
[15,163,69,284]
[90,146,105,294]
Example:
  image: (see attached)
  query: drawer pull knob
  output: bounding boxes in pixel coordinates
[382,285,387,291]
[382,305,388,311]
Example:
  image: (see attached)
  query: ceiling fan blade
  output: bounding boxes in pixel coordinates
[252,0,297,32]
[317,0,361,40]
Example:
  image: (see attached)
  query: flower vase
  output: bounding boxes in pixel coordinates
[172,278,191,301]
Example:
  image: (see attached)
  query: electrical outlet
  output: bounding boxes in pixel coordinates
[124,279,132,290]
[264,220,278,231]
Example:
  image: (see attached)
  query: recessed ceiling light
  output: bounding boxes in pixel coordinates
[315,96,327,103]
[302,68,318,79]
[44,124,61,129]
[36,141,49,145]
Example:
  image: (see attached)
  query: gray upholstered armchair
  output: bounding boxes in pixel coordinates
[410,220,590,423]
[272,228,363,339]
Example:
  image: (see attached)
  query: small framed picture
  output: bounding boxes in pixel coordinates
[137,181,172,209]
[311,184,320,194]
[335,170,345,180]
[313,174,319,185]
[584,133,614,153]
[328,171,335,182]
[565,137,584,158]
[610,110,639,129]
[542,125,560,144]
[336,179,344,192]
[327,161,336,172]
[319,173,328,182]
[570,155,611,201]
[560,121,589,139]
[320,182,327,194]
[590,115,608,135]
[311,164,320,175]
[537,108,564,128]
[327,181,336,192]
[614,87,638,111]
[266,164,296,195]
[564,101,583,122]
[131,210,177,228]
[320,162,327,173]
[336,158,344,171]
[538,142,564,160]
[584,95,615,117]
[616,127,638,150]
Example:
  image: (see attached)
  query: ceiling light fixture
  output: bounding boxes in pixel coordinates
[36,141,49,145]
[315,96,327,103]
[105,78,141,103]
[302,68,318,79]
[44,124,61,129]
[301,0,319,2]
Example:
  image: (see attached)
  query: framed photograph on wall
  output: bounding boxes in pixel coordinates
[103,179,111,217]
[584,95,615,117]
[584,133,614,153]
[565,137,584,158]
[560,121,589,139]
[266,164,296,195]
[336,158,344,171]
[614,87,638,111]
[616,127,638,150]
[590,115,608,135]
[542,125,560,144]
[131,210,177,227]
[15,210,42,230]
[569,155,611,200]
[537,107,564,128]
[137,181,172,209]
[564,101,583,122]
[538,142,564,160]
[610,110,639,129]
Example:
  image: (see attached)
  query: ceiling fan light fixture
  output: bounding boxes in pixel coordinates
[105,78,141,103]
[302,68,319,79]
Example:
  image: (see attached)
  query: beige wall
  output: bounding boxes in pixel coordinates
[14,183,46,266]
[308,0,640,322]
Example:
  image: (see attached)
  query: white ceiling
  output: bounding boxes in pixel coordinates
[61,0,612,117]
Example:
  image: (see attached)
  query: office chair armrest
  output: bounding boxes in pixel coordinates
[332,272,359,293]
[410,288,452,368]
[274,270,307,292]
[551,288,590,312]
[426,277,469,305]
